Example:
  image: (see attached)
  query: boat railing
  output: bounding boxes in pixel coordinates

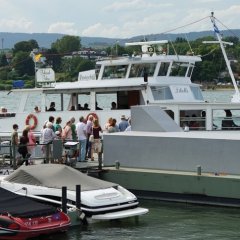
[0,139,103,171]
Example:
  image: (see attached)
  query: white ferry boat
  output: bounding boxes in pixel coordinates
[0,12,239,134]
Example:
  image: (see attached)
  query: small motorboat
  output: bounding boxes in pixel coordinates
[0,164,148,222]
[0,187,70,240]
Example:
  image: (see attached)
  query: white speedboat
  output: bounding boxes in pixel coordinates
[0,164,148,222]
[0,12,239,135]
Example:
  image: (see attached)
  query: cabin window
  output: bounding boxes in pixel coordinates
[190,86,204,101]
[180,110,206,130]
[158,62,170,76]
[95,93,117,110]
[77,94,91,110]
[169,62,188,77]
[102,65,128,79]
[213,109,240,130]
[151,86,173,100]
[129,63,156,78]
[22,92,43,112]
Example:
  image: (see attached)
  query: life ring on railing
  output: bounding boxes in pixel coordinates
[86,113,98,122]
[25,114,38,130]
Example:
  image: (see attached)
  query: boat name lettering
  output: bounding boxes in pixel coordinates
[175,87,188,93]
[79,74,96,80]
[24,220,39,226]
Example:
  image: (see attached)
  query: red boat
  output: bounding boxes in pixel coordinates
[0,187,71,240]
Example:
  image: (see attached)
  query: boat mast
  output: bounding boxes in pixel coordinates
[207,12,240,102]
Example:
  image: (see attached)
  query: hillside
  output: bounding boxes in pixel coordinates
[0,29,239,49]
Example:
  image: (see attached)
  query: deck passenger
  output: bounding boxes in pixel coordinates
[77,104,83,110]
[96,102,103,110]
[34,106,41,113]
[48,102,56,111]
[111,102,117,110]
[83,103,90,110]
[222,110,240,130]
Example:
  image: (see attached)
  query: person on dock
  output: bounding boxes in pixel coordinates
[70,117,77,141]
[76,116,87,162]
[54,117,63,136]
[86,115,94,159]
[25,125,36,163]
[41,122,56,162]
[119,115,129,132]
[11,124,19,164]
[91,119,103,161]
[107,118,119,133]
[18,129,30,166]
[62,120,73,141]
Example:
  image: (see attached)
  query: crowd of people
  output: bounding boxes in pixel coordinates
[11,113,131,166]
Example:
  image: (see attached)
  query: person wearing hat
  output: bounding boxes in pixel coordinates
[119,115,129,132]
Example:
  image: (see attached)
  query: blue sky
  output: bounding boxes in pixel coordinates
[0,0,239,38]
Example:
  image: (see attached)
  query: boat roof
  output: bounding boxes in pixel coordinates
[0,187,56,218]
[11,79,147,94]
[96,54,202,65]
[5,164,117,191]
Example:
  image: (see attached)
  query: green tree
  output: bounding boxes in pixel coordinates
[0,53,8,67]
[12,39,39,54]
[51,35,81,54]
[12,51,35,77]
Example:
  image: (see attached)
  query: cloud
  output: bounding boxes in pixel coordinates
[103,0,172,12]
[81,23,121,38]
[48,22,78,35]
[0,18,32,32]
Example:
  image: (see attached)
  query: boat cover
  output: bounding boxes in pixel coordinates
[4,164,117,191]
[0,187,56,218]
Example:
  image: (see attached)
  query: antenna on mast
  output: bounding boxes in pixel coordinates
[203,12,240,103]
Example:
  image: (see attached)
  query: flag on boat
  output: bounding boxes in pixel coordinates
[213,23,220,33]
[34,53,42,62]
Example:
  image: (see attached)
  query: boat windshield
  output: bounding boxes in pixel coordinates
[129,63,156,78]
[169,62,189,77]
[158,62,170,76]
[102,65,128,79]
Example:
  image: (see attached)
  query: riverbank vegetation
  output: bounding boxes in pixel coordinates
[0,34,239,90]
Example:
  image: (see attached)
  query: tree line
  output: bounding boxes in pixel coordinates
[0,34,239,90]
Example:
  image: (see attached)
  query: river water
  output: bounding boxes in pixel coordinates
[2,90,240,239]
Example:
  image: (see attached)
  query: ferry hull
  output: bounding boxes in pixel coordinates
[100,167,240,207]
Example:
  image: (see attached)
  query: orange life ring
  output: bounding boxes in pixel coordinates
[86,113,98,122]
[25,114,38,130]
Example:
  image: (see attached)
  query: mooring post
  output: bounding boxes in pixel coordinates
[76,184,81,210]
[62,186,67,213]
